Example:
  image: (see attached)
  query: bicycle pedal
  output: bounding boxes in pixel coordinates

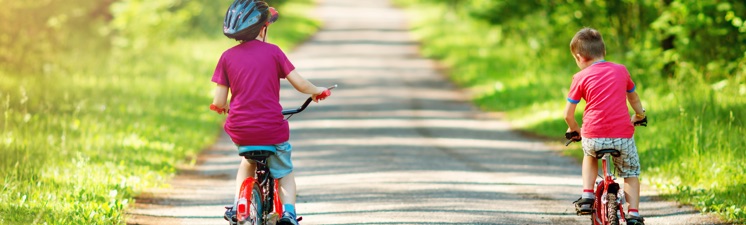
[266,212,280,224]
[576,205,594,215]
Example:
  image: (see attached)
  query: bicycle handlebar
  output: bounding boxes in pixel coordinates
[211,84,337,116]
[281,97,314,115]
[565,115,648,146]
[282,84,336,116]
[565,139,575,146]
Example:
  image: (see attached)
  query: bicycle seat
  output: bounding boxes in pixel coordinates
[595,149,621,159]
[237,145,276,160]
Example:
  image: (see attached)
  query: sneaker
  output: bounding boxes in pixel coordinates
[626,215,645,225]
[224,205,237,225]
[573,197,595,215]
[278,211,299,225]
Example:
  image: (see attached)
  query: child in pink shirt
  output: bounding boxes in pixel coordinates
[211,1,329,224]
[564,28,647,225]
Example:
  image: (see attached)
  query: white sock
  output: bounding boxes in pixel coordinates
[582,191,595,199]
[628,208,640,217]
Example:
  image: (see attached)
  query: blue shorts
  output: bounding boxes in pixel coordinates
[237,142,293,179]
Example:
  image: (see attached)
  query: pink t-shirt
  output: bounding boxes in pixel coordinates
[212,40,295,145]
[567,61,636,138]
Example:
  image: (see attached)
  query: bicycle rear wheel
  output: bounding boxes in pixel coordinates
[606,193,619,225]
[238,183,263,225]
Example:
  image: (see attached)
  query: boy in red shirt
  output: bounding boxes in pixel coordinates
[564,28,647,225]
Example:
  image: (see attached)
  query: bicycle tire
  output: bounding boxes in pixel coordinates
[606,193,620,225]
[238,183,263,225]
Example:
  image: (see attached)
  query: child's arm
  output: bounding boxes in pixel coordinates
[286,70,327,101]
[627,92,645,123]
[564,102,581,135]
[212,84,229,110]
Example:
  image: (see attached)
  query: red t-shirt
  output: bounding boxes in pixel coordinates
[567,61,636,138]
[212,40,295,145]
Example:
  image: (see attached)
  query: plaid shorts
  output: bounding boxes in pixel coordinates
[581,137,640,178]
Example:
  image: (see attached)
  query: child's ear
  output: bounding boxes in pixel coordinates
[575,54,588,62]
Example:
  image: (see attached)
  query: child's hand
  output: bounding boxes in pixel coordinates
[632,115,648,126]
[565,128,582,141]
[631,109,646,126]
[564,129,582,146]
[312,87,331,102]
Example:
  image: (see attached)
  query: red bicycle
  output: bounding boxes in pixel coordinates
[566,117,646,225]
[225,85,335,225]
[568,138,626,225]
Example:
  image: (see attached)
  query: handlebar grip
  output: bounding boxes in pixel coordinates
[565,131,580,140]
[315,89,331,101]
[210,104,227,114]
[564,131,581,146]
[634,116,648,127]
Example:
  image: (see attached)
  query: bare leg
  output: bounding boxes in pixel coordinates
[279,172,297,205]
[234,158,257,204]
[582,155,598,191]
[624,177,641,210]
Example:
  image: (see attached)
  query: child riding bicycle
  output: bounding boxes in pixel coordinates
[563,28,647,225]
[210,1,330,224]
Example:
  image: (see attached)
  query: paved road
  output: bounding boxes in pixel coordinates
[127,0,726,224]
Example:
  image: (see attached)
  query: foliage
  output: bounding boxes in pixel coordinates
[395,0,745,223]
[0,0,111,72]
[0,0,320,224]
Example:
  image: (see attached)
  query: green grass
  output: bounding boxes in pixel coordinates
[0,1,320,224]
[395,1,746,223]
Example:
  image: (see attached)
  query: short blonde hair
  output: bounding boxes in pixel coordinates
[570,28,605,59]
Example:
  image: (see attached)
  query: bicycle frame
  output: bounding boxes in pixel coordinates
[231,87,336,224]
[592,152,626,225]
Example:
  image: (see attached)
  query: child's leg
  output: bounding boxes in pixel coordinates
[613,137,642,217]
[279,172,297,211]
[234,158,257,204]
[580,138,601,196]
[575,153,598,213]
[265,142,297,218]
[582,155,598,191]
[624,177,641,211]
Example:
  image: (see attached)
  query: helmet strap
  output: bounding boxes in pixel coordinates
[261,26,268,42]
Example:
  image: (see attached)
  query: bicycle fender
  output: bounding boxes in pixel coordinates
[237,177,258,221]
[273,179,283,216]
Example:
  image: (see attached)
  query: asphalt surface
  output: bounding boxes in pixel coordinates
[126,0,727,224]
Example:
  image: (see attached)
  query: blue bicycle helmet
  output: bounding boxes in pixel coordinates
[223,0,276,38]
